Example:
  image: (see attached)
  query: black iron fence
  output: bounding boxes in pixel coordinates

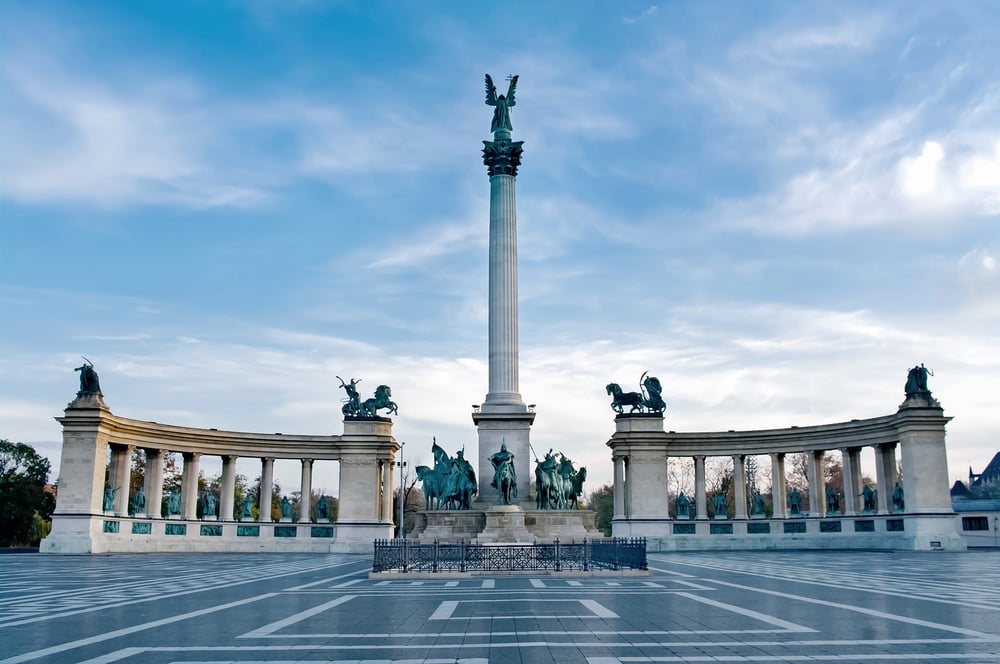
[372,537,647,573]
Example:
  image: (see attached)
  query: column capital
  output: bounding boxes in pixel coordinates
[483,139,524,177]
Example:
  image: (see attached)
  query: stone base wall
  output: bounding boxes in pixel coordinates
[413,507,600,543]
[614,512,967,552]
[40,515,390,554]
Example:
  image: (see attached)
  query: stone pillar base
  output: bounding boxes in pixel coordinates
[333,521,393,553]
[475,505,535,543]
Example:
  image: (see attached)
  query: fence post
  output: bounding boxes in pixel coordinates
[554,538,561,572]
[432,538,439,573]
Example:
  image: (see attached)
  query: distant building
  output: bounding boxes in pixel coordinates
[951,452,1000,548]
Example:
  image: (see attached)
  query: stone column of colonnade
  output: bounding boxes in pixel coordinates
[219,455,236,520]
[841,447,862,516]
[875,443,899,513]
[260,458,275,522]
[770,453,787,519]
[109,444,133,515]
[612,456,626,519]
[145,449,164,518]
[299,459,313,522]
[694,455,707,520]
[732,455,747,520]
[807,450,826,515]
[380,458,393,522]
[181,452,201,519]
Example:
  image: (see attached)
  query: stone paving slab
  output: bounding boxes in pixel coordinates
[1,551,998,663]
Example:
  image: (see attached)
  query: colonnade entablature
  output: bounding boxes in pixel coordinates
[42,392,399,554]
[607,398,966,552]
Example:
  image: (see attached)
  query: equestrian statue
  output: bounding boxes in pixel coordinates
[607,371,667,415]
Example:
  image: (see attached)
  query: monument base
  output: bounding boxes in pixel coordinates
[475,505,535,544]
[413,506,601,544]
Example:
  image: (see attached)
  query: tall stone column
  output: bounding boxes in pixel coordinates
[875,443,898,514]
[146,450,164,518]
[260,457,275,522]
[808,450,826,516]
[114,445,133,516]
[841,448,861,516]
[180,452,200,519]
[473,103,534,501]
[220,455,236,521]
[300,459,313,523]
[379,459,393,523]
[770,453,787,519]
[612,455,626,519]
[694,455,707,520]
[732,454,747,520]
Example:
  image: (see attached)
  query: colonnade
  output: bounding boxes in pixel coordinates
[43,392,399,553]
[606,395,965,551]
[611,444,901,521]
[105,446,368,523]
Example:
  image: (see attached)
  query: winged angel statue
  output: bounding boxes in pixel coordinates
[485,74,518,135]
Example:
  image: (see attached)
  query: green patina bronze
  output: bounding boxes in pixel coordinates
[676,492,691,518]
[416,438,478,510]
[892,482,905,512]
[130,487,146,515]
[607,372,667,415]
[240,494,253,520]
[201,491,217,518]
[167,490,181,516]
[904,363,933,400]
[74,358,102,396]
[534,450,586,510]
[280,496,293,520]
[787,488,802,515]
[102,485,118,512]
[751,490,766,516]
[485,74,518,136]
[339,377,398,418]
[713,492,727,518]
[489,442,517,505]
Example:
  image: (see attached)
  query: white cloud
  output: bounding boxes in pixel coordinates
[899,140,945,197]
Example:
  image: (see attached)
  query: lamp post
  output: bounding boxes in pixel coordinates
[397,441,406,540]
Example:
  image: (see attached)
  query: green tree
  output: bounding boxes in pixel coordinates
[586,484,614,536]
[1,440,56,547]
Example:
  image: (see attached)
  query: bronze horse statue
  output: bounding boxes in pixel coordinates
[606,383,644,414]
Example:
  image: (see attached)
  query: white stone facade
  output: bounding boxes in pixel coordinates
[608,398,966,552]
[41,395,397,554]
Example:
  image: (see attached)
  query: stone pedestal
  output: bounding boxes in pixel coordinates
[475,505,535,544]
[418,510,487,543]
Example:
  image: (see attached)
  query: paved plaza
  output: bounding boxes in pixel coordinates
[1,550,998,663]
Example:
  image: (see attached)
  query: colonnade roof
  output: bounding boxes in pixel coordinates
[59,406,397,460]
[610,408,949,456]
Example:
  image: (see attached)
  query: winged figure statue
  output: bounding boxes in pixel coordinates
[485,73,518,135]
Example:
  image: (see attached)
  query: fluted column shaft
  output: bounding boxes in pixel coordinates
[841,448,861,516]
[181,452,200,519]
[613,456,626,519]
[220,455,237,521]
[114,445,133,515]
[260,458,274,522]
[732,455,747,520]
[146,450,164,518]
[770,453,787,519]
[694,455,707,520]
[808,450,826,515]
[486,173,522,405]
[300,459,313,522]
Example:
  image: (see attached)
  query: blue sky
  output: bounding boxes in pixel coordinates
[2,1,998,496]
